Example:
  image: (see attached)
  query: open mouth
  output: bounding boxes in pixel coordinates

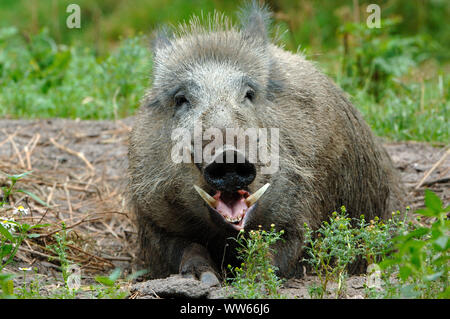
[194,183,270,231]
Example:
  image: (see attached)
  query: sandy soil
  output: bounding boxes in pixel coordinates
[0,118,448,298]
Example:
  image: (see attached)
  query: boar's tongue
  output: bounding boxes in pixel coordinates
[213,190,249,223]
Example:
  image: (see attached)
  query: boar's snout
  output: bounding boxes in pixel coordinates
[203,149,256,192]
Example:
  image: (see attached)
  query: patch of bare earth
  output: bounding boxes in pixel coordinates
[0,119,448,298]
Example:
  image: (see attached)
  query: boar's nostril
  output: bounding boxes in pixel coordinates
[204,152,256,192]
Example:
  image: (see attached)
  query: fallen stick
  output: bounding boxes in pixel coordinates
[0,129,18,148]
[9,135,26,168]
[63,182,73,222]
[42,216,103,238]
[24,134,41,170]
[415,148,450,189]
[49,137,95,172]
[66,243,114,267]
[18,246,60,262]
[421,177,450,187]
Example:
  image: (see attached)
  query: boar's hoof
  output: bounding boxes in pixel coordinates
[200,271,220,287]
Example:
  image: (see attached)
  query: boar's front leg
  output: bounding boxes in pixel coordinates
[139,223,220,286]
[179,243,220,286]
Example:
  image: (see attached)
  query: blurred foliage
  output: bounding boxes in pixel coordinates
[0,0,448,142]
[0,0,448,57]
[0,27,150,119]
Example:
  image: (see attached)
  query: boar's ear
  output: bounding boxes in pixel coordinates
[150,25,173,55]
[238,1,272,43]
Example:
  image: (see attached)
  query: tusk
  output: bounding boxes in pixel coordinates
[193,185,217,208]
[245,183,270,207]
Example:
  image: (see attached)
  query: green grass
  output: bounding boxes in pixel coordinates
[0,1,448,143]
[0,24,447,142]
[0,27,151,119]
[353,84,449,143]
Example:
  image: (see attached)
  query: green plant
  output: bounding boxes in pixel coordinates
[16,267,42,299]
[0,272,15,298]
[303,206,359,298]
[379,190,449,298]
[1,3,448,144]
[48,223,70,283]
[226,224,285,299]
[0,215,48,272]
[338,18,431,100]
[332,17,449,144]
[356,211,409,265]
[0,27,151,120]
[0,171,50,298]
[1,171,48,207]
[1,172,50,272]
[94,268,147,299]
[42,223,95,298]
[303,190,448,299]
[94,268,127,299]
[303,206,409,298]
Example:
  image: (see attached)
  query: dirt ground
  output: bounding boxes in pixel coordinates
[0,118,448,298]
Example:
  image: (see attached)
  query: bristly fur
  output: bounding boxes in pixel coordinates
[128,1,406,280]
[237,0,272,41]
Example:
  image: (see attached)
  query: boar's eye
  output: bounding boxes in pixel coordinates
[174,92,189,108]
[245,88,255,102]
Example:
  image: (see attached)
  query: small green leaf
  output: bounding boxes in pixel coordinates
[27,233,41,239]
[109,268,122,282]
[30,223,51,229]
[424,271,444,282]
[95,276,114,287]
[399,266,412,280]
[0,223,14,241]
[5,170,33,181]
[0,244,13,258]
[403,227,430,241]
[438,286,450,299]
[433,235,448,251]
[5,279,14,296]
[415,208,438,217]
[20,223,31,232]
[16,189,50,208]
[424,189,442,212]
[125,269,148,281]
[0,273,15,281]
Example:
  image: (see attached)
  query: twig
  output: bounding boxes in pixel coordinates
[18,246,60,262]
[415,148,450,189]
[24,134,40,170]
[46,181,57,206]
[37,208,50,225]
[421,177,450,187]
[41,216,103,238]
[100,220,120,240]
[66,244,114,267]
[9,135,26,168]
[49,137,95,172]
[63,182,73,222]
[0,129,18,148]
[101,255,132,261]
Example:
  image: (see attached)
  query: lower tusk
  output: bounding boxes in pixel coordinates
[245,183,270,207]
[193,185,217,208]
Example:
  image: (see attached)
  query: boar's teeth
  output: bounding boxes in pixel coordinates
[193,185,217,209]
[225,216,243,223]
[245,183,270,207]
